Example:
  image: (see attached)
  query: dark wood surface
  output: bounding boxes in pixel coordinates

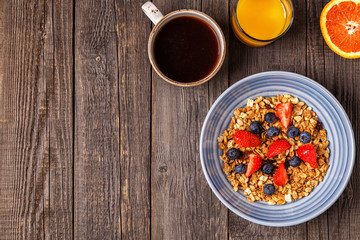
[0,0,359,239]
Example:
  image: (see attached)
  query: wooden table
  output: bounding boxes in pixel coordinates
[0,0,359,239]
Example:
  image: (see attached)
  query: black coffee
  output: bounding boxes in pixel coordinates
[153,16,220,83]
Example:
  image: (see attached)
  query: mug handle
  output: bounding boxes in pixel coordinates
[142,2,164,25]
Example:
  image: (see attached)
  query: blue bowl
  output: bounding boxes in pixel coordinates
[200,71,355,226]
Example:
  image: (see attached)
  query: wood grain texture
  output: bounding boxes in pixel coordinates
[74,0,120,239]
[151,0,228,239]
[46,0,74,238]
[202,0,230,239]
[205,0,230,106]
[228,0,308,238]
[346,62,360,240]
[0,0,50,239]
[0,0,74,238]
[116,0,151,239]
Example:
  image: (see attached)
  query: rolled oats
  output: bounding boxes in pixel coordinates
[218,95,330,204]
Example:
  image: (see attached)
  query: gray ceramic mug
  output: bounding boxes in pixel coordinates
[142,2,226,87]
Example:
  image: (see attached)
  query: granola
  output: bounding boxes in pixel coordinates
[218,94,330,205]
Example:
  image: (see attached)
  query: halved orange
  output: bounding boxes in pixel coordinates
[320,0,360,58]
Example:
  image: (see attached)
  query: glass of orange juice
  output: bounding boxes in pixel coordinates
[231,0,293,47]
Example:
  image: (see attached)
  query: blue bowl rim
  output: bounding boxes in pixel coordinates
[199,71,355,227]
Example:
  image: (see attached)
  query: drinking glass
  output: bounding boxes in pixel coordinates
[231,0,293,47]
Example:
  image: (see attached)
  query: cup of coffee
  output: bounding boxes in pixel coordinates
[142,2,226,87]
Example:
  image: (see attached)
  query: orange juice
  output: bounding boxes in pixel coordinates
[231,0,293,47]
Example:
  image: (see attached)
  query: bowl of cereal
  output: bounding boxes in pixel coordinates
[200,71,355,226]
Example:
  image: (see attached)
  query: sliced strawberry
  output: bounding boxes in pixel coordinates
[297,144,317,168]
[267,139,291,159]
[234,130,261,148]
[273,162,288,186]
[276,102,293,129]
[245,153,262,178]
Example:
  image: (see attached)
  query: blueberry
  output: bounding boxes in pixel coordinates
[300,131,311,143]
[227,148,242,160]
[261,163,274,175]
[249,121,262,134]
[289,156,301,167]
[265,112,276,123]
[263,184,275,195]
[286,126,299,138]
[267,127,279,137]
[235,164,246,174]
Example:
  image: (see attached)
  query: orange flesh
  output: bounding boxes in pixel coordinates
[326,1,360,53]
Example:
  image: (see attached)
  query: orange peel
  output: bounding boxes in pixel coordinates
[320,0,360,58]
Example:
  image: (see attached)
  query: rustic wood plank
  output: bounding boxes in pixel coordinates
[228,0,308,238]
[0,0,50,239]
[151,0,228,239]
[202,0,230,239]
[206,0,230,105]
[306,1,329,239]
[74,0,121,239]
[46,0,74,238]
[115,0,151,239]
[346,63,360,240]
